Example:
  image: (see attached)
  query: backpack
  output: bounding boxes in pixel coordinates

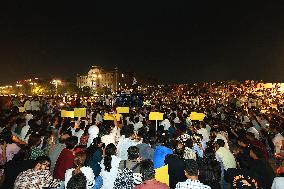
[114,161,141,189]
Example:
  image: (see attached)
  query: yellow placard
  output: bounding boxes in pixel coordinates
[18,107,25,113]
[189,112,205,121]
[61,110,75,118]
[116,107,130,114]
[149,112,164,121]
[155,164,169,186]
[260,109,267,114]
[104,113,122,121]
[74,108,87,117]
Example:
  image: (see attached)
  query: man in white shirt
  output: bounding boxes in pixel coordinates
[134,117,143,132]
[24,98,32,112]
[160,118,171,131]
[31,98,40,111]
[197,124,210,143]
[176,159,211,189]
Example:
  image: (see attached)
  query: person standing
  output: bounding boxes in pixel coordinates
[175,159,211,189]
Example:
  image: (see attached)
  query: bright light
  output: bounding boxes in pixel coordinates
[98,74,102,78]
[122,74,124,78]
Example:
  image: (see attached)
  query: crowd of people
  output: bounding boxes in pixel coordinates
[0,81,284,189]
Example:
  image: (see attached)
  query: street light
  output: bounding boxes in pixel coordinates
[16,84,22,95]
[52,79,62,95]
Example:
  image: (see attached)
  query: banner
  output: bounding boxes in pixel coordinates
[61,110,75,118]
[149,112,164,121]
[104,113,122,121]
[116,107,130,114]
[189,112,205,121]
[74,108,87,117]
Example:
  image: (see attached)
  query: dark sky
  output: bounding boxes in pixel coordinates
[1,1,284,84]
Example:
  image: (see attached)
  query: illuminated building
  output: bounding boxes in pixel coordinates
[76,66,118,91]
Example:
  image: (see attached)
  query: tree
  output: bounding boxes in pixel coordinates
[58,83,80,95]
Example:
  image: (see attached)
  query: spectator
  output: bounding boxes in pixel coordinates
[54,136,78,180]
[99,143,121,189]
[175,159,211,189]
[14,156,60,189]
[165,142,187,188]
[66,172,87,189]
[249,146,275,189]
[134,159,169,189]
[65,151,95,189]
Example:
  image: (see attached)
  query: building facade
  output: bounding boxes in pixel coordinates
[77,66,118,91]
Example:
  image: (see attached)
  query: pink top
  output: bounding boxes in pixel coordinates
[0,143,20,164]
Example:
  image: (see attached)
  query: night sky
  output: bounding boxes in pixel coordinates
[1,1,284,84]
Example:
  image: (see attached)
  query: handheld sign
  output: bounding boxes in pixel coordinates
[149,112,164,121]
[61,110,75,118]
[104,113,122,121]
[189,112,205,121]
[74,108,87,117]
[116,107,130,114]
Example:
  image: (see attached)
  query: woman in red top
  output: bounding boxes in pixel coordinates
[54,136,78,180]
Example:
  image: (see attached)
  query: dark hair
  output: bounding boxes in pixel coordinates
[104,143,116,172]
[140,159,155,181]
[13,146,31,161]
[0,129,13,144]
[184,159,199,176]
[250,146,264,159]
[35,155,51,166]
[127,146,140,160]
[237,137,248,145]
[28,133,42,147]
[216,139,225,148]
[125,125,135,138]
[87,137,102,155]
[185,139,194,149]
[65,136,78,150]
[74,151,87,169]
[174,142,185,157]
[66,172,87,189]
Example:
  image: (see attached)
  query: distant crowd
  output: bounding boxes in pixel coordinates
[0,81,284,189]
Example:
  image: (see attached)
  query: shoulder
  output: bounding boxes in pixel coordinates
[80,166,95,178]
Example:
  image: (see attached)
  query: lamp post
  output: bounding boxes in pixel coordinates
[16,84,22,95]
[52,80,61,95]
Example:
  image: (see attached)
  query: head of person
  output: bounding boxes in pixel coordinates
[174,142,185,157]
[127,146,140,161]
[245,132,256,141]
[34,156,51,171]
[13,146,31,161]
[237,137,248,148]
[0,129,13,144]
[74,151,87,169]
[215,139,225,150]
[249,146,264,160]
[65,136,78,150]
[66,172,87,189]
[140,159,155,181]
[184,159,199,179]
[104,143,117,172]
[28,133,42,147]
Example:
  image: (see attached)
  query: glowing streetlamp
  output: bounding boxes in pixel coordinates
[52,79,62,95]
[16,84,22,95]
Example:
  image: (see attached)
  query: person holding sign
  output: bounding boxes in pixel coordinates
[101,111,120,146]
